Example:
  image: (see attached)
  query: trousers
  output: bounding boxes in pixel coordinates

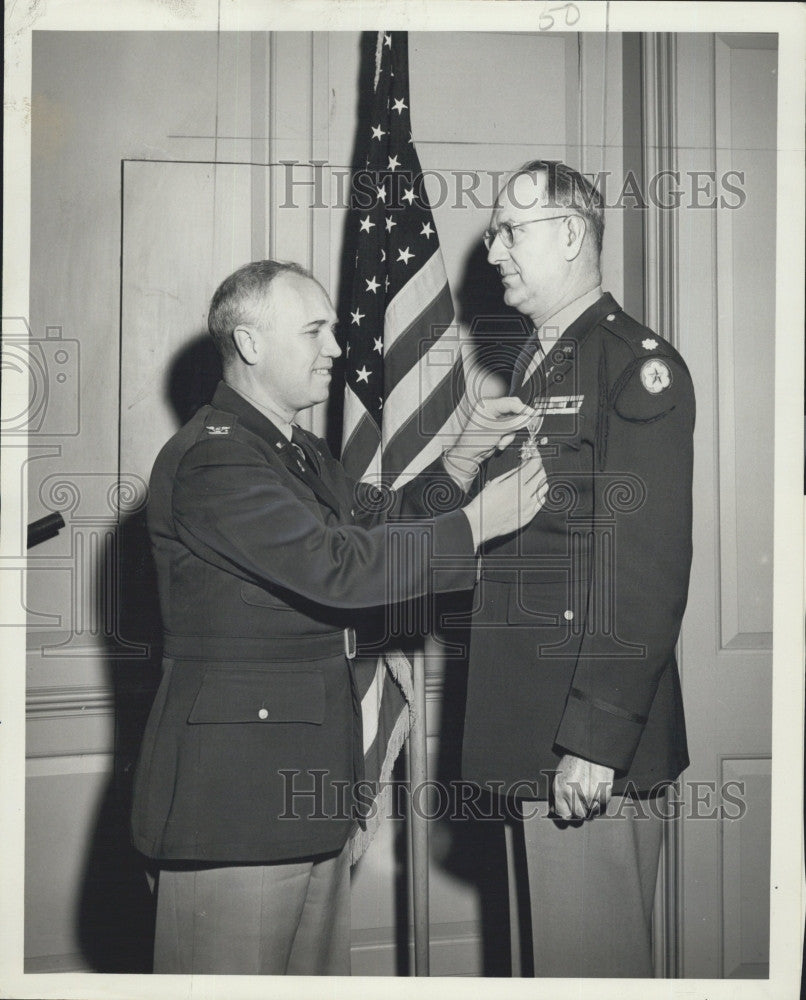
[152,843,351,975]
[514,794,665,978]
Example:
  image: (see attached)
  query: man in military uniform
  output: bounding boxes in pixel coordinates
[443,162,695,977]
[130,259,546,975]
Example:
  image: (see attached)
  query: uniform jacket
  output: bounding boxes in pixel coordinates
[462,293,695,799]
[131,381,475,863]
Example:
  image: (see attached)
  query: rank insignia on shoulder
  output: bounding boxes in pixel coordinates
[640,359,672,394]
[642,338,659,350]
[205,424,232,436]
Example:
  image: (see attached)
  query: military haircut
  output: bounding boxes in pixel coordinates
[208,259,313,367]
[517,159,605,257]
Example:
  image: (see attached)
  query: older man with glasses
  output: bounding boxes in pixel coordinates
[441,160,695,977]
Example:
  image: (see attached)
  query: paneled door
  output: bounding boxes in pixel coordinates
[669,33,777,979]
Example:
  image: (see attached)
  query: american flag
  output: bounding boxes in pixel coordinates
[342,31,466,862]
[341,30,465,486]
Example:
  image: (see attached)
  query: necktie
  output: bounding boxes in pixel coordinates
[291,427,320,475]
[521,340,546,388]
[510,331,545,400]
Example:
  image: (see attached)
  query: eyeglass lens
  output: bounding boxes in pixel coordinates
[483,222,513,250]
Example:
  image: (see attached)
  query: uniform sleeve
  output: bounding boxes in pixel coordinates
[349,455,469,529]
[172,437,476,611]
[553,354,695,772]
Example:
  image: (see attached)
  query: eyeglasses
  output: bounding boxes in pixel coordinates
[482,215,575,250]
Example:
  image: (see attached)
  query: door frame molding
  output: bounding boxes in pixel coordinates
[641,31,684,979]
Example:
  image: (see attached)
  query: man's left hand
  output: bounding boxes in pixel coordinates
[552,754,614,820]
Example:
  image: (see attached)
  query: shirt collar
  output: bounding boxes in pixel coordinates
[518,286,604,388]
[224,381,295,441]
[536,285,603,345]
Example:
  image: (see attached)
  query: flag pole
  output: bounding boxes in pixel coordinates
[341,29,464,971]
[409,646,430,975]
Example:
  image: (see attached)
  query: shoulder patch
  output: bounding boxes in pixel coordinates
[612,356,687,422]
[639,358,673,395]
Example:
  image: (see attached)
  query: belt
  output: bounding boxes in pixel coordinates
[478,568,569,584]
[163,628,357,662]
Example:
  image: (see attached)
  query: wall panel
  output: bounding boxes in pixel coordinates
[714,35,776,649]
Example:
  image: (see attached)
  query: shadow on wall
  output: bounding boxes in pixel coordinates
[165,332,223,427]
[76,508,160,972]
[455,241,533,398]
[76,337,221,972]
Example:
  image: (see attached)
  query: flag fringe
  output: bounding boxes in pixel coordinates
[349,699,411,865]
[349,649,417,865]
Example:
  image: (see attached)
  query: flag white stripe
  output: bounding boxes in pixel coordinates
[388,399,466,489]
[361,657,387,753]
[342,383,371,447]
[384,248,452,353]
[380,325,464,446]
[356,427,458,491]
[359,442,383,485]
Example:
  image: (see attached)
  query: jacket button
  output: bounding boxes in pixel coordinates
[258,708,269,720]
[606,313,616,321]
[539,436,548,446]
[563,609,574,621]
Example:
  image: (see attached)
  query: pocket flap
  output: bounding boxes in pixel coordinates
[537,412,585,450]
[507,576,570,626]
[188,668,325,725]
[240,580,290,609]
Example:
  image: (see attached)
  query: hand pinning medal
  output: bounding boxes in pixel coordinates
[520,400,548,462]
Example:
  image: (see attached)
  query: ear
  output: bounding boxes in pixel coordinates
[232,324,258,366]
[562,215,587,262]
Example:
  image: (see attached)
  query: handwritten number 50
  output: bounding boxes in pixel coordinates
[539,3,581,30]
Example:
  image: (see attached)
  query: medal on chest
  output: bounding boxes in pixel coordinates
[519,342,581,459]
[520,402,548,462]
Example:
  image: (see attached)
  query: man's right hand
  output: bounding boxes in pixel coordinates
[443,397,538,490]
[462,453,548,548]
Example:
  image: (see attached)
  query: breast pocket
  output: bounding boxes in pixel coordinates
[538,418,586,474]
[187,667,325,725]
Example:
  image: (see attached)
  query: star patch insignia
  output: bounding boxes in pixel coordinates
[640,359,672,394]
[642,338,658,350]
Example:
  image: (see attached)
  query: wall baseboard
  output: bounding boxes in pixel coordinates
[25,921,485,977]
[350,920,483,977]
[24,952,91,974]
